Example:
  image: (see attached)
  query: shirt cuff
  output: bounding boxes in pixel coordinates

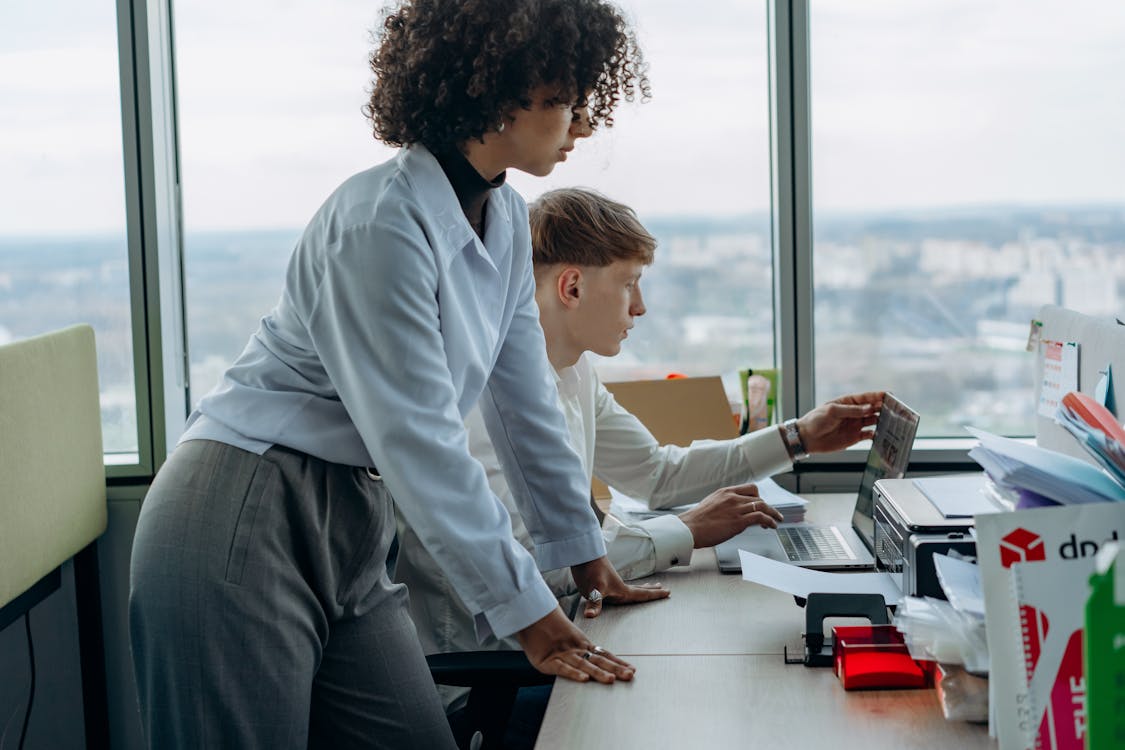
[738,426,794,479]
[639,514,695,569]
[532,526,607,572]
[473,574,560,641]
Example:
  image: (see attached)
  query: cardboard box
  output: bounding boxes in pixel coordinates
[592,375,738,501]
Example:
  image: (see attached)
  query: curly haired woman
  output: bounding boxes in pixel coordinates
[128,0,660,748]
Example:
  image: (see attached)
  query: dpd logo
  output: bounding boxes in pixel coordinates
[999,527,1045,568]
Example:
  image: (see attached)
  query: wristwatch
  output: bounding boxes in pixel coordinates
[780,418,809,461]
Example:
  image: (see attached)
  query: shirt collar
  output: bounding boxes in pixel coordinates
[433,147,506,228]
[554,362,581,400]
[399,144,512,269]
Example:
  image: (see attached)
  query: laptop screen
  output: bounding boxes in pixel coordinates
[850,393,920,550]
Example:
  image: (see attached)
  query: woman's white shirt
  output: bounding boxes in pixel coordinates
[180,144,603,640]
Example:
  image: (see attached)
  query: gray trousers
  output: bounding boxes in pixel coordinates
[129,440,457,749]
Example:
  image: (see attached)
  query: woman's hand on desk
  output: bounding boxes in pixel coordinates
[797,391,884,454]
[679,483,784,548]
[516,607,636,684]
[571,555,670,618]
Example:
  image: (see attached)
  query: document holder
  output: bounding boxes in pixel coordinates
[783,592,890,667]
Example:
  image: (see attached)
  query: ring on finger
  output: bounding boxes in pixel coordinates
[583,651,593,660]
[591,646,607,655]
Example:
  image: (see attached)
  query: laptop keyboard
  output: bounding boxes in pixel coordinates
[777,526,852,562]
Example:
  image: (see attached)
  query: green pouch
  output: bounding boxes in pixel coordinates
[738,367,778,435]
[1085,541,1125,749]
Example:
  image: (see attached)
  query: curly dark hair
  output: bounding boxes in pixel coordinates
[365,0,649,151]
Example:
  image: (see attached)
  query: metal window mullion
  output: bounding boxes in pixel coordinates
[769,0,814,419]
[789,0,815,420]
[770,0,815,489]
[773,2,974,482]
[115,0,154,478]
[114,0,188,479]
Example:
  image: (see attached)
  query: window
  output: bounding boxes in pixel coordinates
[173,0,394,402]
[134,0,1125,469]
[175,1,775,398]
[0,0,136,455]
[809,0,1125,437]
[510,0,775,383]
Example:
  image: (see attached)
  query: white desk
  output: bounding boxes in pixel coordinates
[535,494,994,749]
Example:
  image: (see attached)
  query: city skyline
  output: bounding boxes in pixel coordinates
[3,204,1121,452]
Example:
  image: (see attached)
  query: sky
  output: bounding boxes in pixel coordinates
[2,0,1124,234]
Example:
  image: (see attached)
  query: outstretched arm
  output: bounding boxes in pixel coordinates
[794,391,884,454]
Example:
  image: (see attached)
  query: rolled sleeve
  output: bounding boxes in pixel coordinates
[473,577,561,643]
[528,528,607,572]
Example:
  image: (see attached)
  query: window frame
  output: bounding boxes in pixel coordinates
[770,0,977,490]
[108,0,979,484]
[109,0,186,480]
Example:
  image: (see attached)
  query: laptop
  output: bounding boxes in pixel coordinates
[715,392,920,572]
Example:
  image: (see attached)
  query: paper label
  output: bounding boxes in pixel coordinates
[1038,341,1079,418]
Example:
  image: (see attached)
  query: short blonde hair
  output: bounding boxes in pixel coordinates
[529,188,656,270]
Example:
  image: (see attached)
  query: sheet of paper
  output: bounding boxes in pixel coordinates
[967,425,1125,504]
[1037,340,1078,418]
[738,549,902,604]
[932,553,985,617]
[912,474,994,518]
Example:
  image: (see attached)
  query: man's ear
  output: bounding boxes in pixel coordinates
[556,266,584,310]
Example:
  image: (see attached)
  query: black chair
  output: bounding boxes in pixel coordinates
[427,650,553,750]
[424,495,601,749]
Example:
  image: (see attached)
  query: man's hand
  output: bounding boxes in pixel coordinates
[515,607,636,684]
[796,391,884,454]
[571,555,669,618]
[678,483,784,548]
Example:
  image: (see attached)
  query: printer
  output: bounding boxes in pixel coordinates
[872,477,979,599]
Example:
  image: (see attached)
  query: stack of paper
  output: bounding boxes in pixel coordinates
[755,477,807,523]
[1056,391,1125,489]
[966,426,1125,506]
[608,476,807,523]
[607,486,682,520]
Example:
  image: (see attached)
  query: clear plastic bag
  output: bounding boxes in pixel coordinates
[934,663,989,723]
[892,596,989,674]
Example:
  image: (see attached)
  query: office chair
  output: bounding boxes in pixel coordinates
[427,650,553,750]
[424,495,602,748]
[0,325,110,748]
